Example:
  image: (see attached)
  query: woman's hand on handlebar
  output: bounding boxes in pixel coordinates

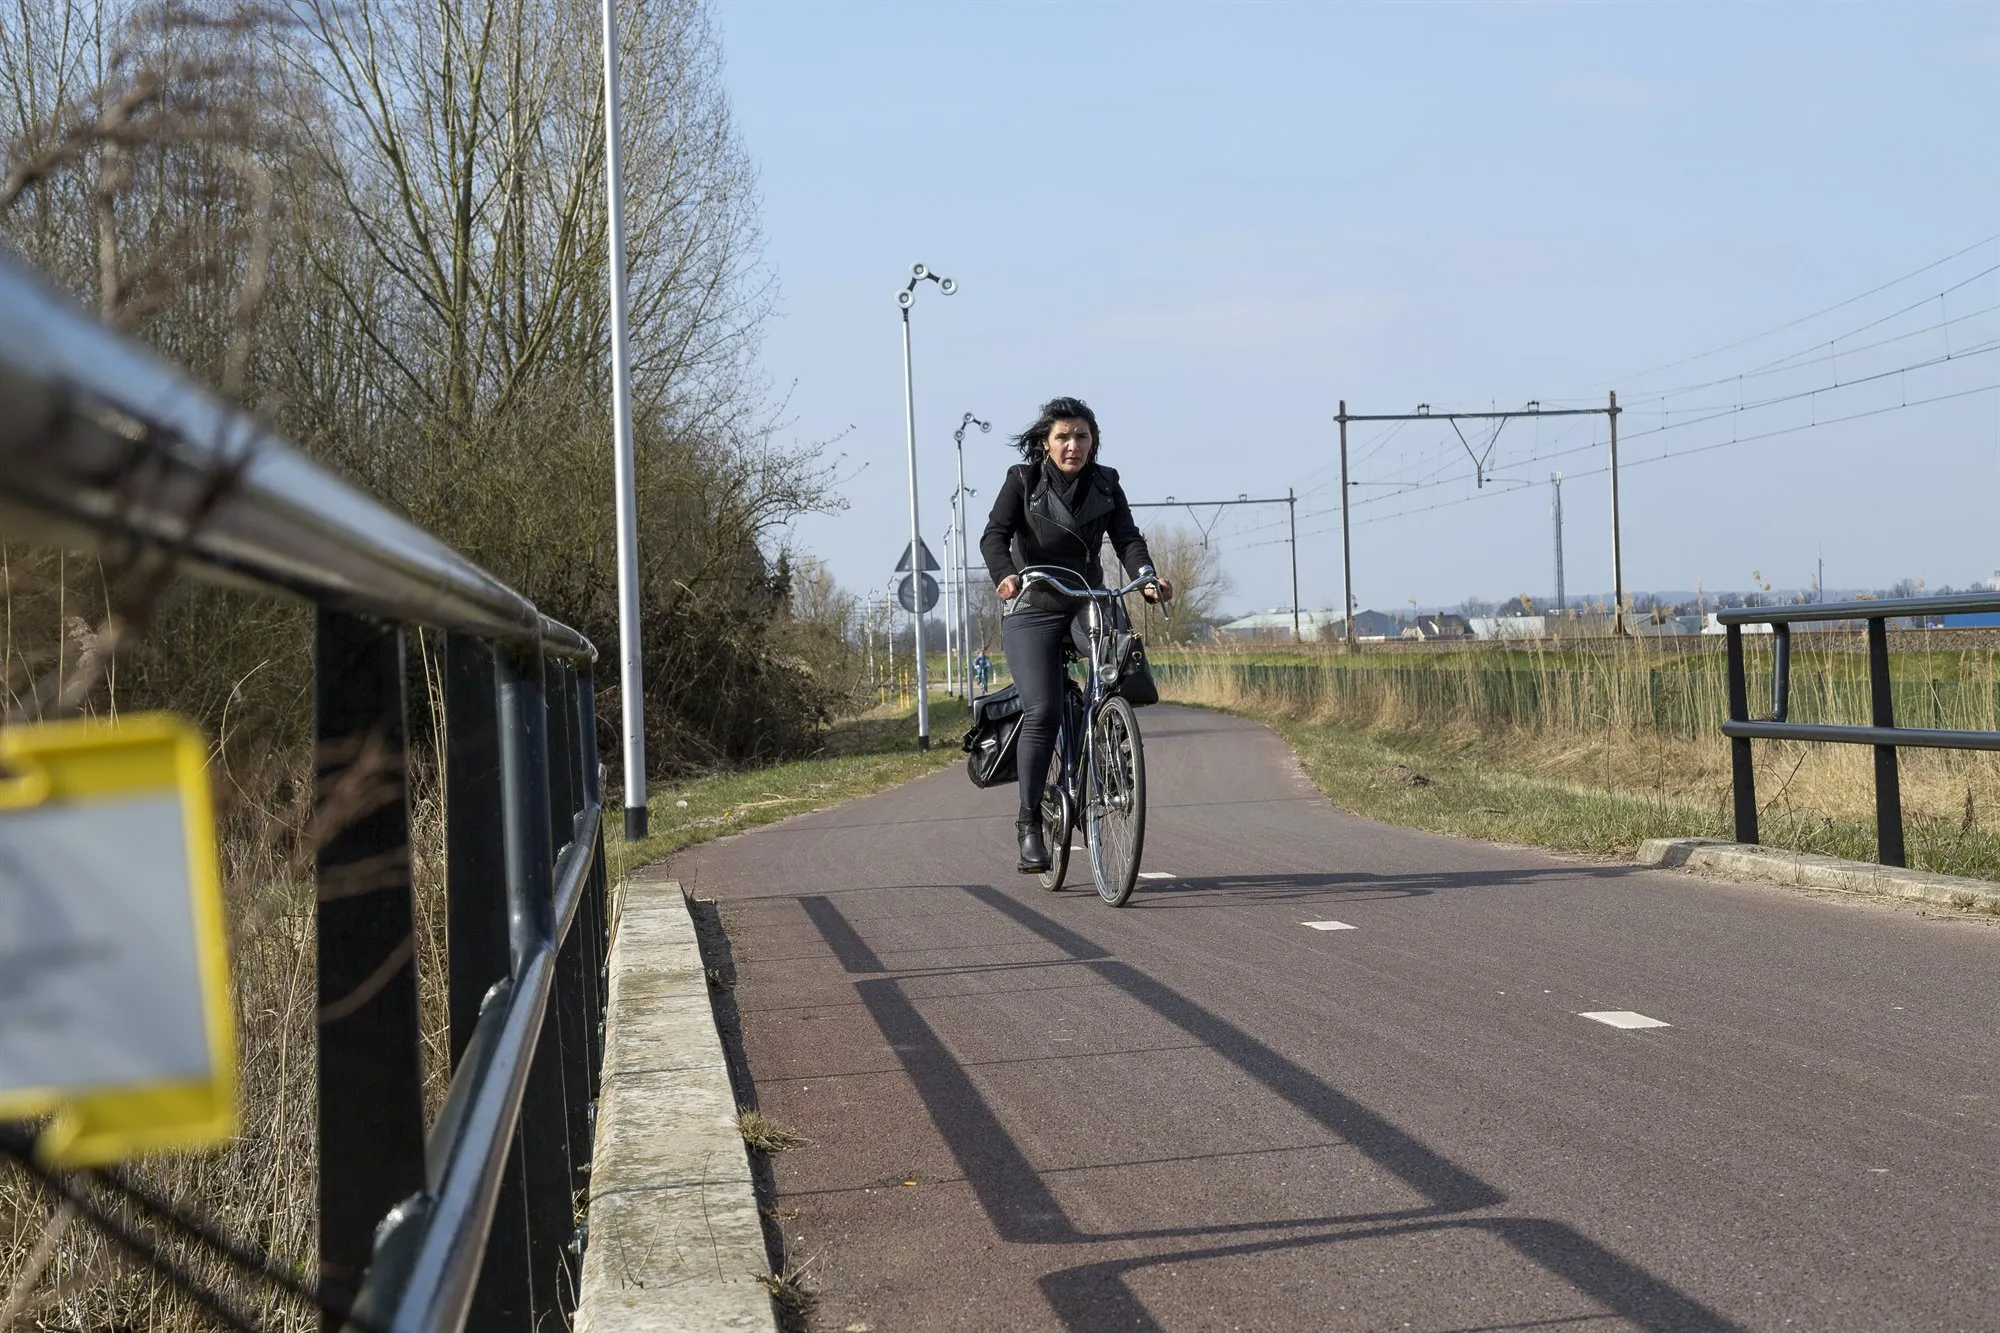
[996,575,1022,600]
[1142,578,1174,603]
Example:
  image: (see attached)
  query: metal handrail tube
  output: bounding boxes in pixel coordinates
[1714,591,2000,625]
[385,954,547,1333]
[550,813,602,955]
[1723,595,1999,865]
[1721,720,2000,751]
[353,799,601,1333]
[0,254,592,661]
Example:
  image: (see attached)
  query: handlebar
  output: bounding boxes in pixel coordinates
[1019,568,1159,600]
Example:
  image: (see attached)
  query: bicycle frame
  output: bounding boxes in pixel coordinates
[1020,569,1156,821]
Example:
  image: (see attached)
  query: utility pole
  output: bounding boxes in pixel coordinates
[884,589,896,702]
[1288,487,1301,643]
[1127,493,1300,642]
[1551,471,1566,614]
[953,413,990,696]
[1336,397,1620,643]
[1338,401,1355,649]
[942,519,959,698]
[865,597,877,697]
[939,518,953,696]
[1608,389,1626,635]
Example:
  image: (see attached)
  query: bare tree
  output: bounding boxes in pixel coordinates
[1138,526,1232,644]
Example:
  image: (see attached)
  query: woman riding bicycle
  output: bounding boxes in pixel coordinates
[980,396,1172,873]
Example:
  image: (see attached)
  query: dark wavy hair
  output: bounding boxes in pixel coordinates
[1012,396,1101,464]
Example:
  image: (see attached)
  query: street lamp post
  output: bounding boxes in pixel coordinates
[898,262,956,749]
[600,0,646,838]
[954,412,991,698]
[941,516,957,697]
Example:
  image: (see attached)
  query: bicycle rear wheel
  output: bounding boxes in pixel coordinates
[1086,696,1146,906]
[1038,783,1070,891]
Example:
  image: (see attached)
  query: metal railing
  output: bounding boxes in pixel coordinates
[1718,593,2000,867]
[0,253,609,1330]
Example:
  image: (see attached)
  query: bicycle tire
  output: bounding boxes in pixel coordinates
[1086,696,1146,906]
[1038,783,1070,892]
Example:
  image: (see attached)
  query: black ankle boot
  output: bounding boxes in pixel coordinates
[1016,818,1050,873]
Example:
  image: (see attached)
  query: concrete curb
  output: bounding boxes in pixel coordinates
[575,869,779,1333]
[1636,838,2000,913]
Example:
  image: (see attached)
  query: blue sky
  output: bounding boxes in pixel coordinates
[714,0,2000,616]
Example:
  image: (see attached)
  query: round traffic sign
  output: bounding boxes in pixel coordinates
[897,573,939,614]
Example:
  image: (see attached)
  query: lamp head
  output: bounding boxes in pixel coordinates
[911,262,929,280]
[938,276,957,295]
[896,289,914,309]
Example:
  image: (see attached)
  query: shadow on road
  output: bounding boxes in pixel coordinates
[791,882,1745,1333]
[1125,863,1645,908]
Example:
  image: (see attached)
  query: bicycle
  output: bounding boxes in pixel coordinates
[1018,567,1159,907]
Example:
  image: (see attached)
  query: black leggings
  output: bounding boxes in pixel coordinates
[1002,605,1087,822]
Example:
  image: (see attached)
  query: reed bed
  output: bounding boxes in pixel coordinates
[1155,635,2000,883]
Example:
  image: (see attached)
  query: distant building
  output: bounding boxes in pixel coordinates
[1403,612,1471,640]
[1350,610,1400,640]
[1468,615,1547,640]
[1633,615,1705,637]
[1216,609,1348,643]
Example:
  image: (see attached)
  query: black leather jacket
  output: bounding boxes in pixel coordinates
[981,461,1155,613]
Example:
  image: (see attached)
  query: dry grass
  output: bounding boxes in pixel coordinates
[755,1256,818,1330]
[0,736,458,1330]
[735,1109,809,1156]
[1157,637,2000,883]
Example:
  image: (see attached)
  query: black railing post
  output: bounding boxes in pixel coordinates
[314,610,428,1325]
[544,661,598,1236]
[446,633,507,1062]
[1866,616,1907,867]
[1770,623,1791,722]
[1725,623,1758,845]
[573,664,609,1082]
[495,642,572,1325]
[443,632,534,1331]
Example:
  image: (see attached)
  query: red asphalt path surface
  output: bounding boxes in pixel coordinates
[669,705,2000,1332]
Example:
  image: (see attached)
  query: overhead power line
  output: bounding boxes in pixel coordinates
[1247,378,1999,549]
[1564,231,2000,391]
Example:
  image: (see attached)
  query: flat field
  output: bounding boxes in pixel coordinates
[1153,636,2000,885]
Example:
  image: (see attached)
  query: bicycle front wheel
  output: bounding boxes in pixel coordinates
[1086,696,1146,906]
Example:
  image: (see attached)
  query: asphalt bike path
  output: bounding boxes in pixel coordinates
[669,705,1999,1332]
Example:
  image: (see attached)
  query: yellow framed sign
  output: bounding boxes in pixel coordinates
[0,713,236,1166]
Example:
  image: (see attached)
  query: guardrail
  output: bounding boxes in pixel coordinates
[0,252,608,1330]
[1717,593,2000,867]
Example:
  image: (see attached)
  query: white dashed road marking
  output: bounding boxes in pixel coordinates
[1302,921,1356,931]
[1580,1010,1671,1030]
[1138,871,1176,880]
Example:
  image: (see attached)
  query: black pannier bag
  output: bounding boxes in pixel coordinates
[1107,631,1159,706]
[962,684,1025,787]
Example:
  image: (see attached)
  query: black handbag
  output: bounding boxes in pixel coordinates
[961,685,1025,787]
[1108,631,1159,707]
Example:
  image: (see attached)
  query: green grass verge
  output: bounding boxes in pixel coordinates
[609,697,969,880]
[1199,704,2000,887]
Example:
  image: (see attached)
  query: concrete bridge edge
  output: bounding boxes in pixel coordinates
[575,868,780,1333]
